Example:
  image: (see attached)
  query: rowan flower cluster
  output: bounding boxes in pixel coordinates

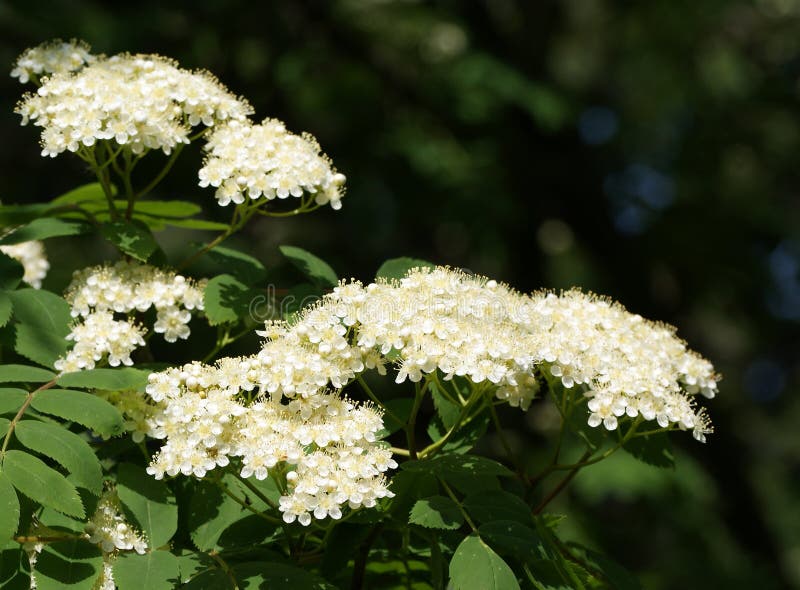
[85,489,148,555]
[55,261,206,372]
[0,240,49,288]
[198,119,346,208]
[10,39,94,84]
[15,48,252,157]
[144,267,717,524]
[145,361,395,526]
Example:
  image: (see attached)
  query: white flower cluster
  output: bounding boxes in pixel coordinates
[85,489,148,555]
[55,261,206,372]
[10,39,94,84]
[145,267,718,523]
[16,50,252,157]
[198,119,346,208]
[0,240,49,288]
[145,361,395,527]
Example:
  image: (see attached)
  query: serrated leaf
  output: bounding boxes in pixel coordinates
[56,368,150,391]
[0,365,55,384]
[449,534,520,590]
[203,274,257,325]
[0,254,23,291]
[207,246,267,284]
[0,218,89,245]
[0,389,26,415]
[622,432,675,469]
[430,381,460,429]
[401,453,513,478]
[32,539,102,590]
[100,220,159,262]
[279,245,338,288]
[50,183,108,206]
[117,463,177,548]
[2,451,83,518]
[14,421,103,495]
[0,293,11,328]
[188,480,248,551]
[7,289,71,367]
[176,550,216,583]
[375,257,435,280]
[409,496,464,530]
[0,473,20,546]
[30,389,124,437]
[464,490,532,525]
[113,550,179,590]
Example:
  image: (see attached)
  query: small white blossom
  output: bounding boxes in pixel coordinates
[0,241,49,288]
[10,39,95,84]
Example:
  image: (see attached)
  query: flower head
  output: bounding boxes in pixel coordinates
[11,39,95,84]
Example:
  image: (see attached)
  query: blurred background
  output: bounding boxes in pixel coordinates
[0,1,798,587]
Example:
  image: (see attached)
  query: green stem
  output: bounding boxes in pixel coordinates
[216,480,282,525]
[406,380,428,460]
[1,379,57,458]
[419,385,483,459]
[208,551,239,590]
[439,479,478,533]
[177,202,257,271]
[133,143,184,199]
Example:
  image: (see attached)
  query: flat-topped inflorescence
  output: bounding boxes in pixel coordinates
[55,261,206,372]
[144,266,718,525]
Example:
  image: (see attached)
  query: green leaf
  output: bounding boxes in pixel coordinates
[0,546,28,588]
[478,521,542,562]
[430,381,460,429]
[0,364,55,384]
[281,282,323,318]
[409,496,464,530]
[128,200,201,218]
[0,254,24,291]
[176,550,216,584]
[388,470,439,520]
[464,490,532,525]
[0,203,52,226]
[151,217,228,231]
[449,534,520,590]
[375,257,435,280]
[232,562,333,590]
[0,472,20,546]
[2,451,84,518]
[56,367,150,391]
[427,413,489,455]
[203,274,257,325]
[401,453,513,478]
[622,431,675,469]
[182,569,230,589]
[566,544,642,590]
[50,183,108,206]
[188,480,249,551]
[14,420,103,496]
[30,389,125,438]
[207,246,267,284]
[8,288,72,367]
[32,539,102,590]
[100,220,159,262]
[279,245,338,288]
[0,294,12,328]
[116,463,177,548]
[0,218,90,245]
[113,551,179,590]
[0,389,26,415]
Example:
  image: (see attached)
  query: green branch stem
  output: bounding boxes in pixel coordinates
[1,378,57,458]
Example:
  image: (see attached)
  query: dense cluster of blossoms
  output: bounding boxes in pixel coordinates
[15,44,252,157]
[145,267,718,525]
[85,489,148,554]
[198,119,346,208]
[54,261,206,372]
[0,240,49,288]
[10,39,94,84]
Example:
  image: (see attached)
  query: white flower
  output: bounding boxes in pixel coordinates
[16,51,252,157]
[199,119,345,209]
[0,241,49,288]
[11,39,95,84]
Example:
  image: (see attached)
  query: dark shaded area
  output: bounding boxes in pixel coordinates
[1,1,798,587]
